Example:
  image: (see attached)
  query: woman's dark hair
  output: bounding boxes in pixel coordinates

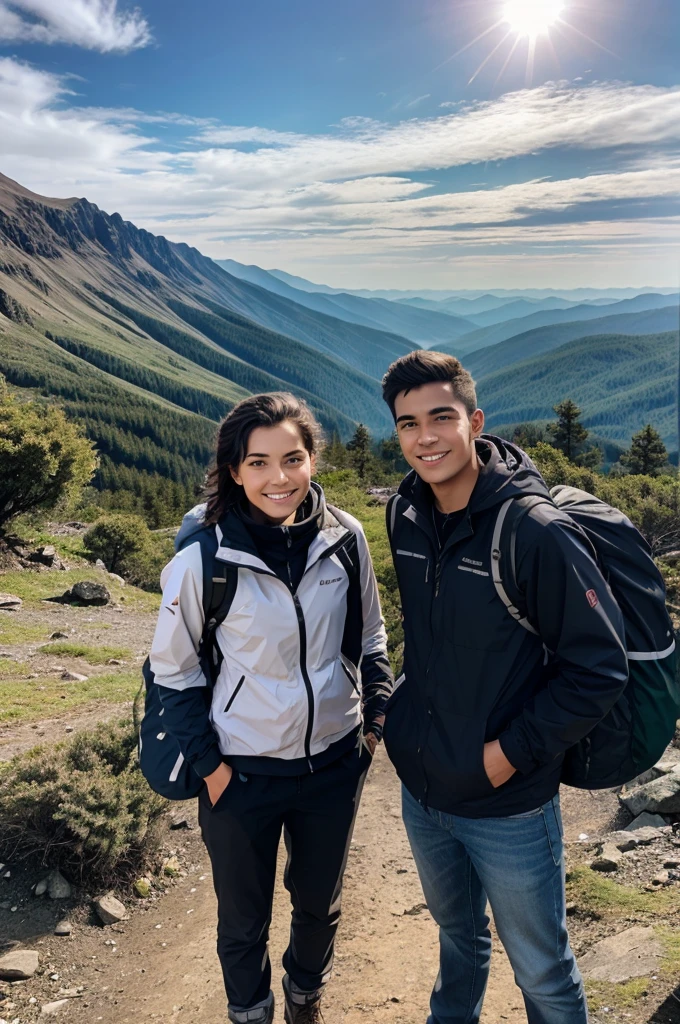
[204,392,324,523]
[382,350,477,419]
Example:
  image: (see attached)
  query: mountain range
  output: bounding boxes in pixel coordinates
[0,170,678,496]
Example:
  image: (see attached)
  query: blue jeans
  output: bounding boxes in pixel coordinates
[402,786,587,1024]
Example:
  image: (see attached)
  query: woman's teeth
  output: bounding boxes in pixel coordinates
[265,491,295,501]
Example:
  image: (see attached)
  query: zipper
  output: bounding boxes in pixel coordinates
[293,592,316,771]
[224,675,245,714]
[282,525,294,590]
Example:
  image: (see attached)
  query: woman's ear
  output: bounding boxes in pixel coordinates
[229,465,242,487]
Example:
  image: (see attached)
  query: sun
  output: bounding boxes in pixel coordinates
[503,0,565,37]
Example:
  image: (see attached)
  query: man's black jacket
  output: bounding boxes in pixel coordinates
[383,436,628,817]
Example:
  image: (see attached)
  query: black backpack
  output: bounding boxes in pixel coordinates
[492,485,680,789]
[138,524,237,800]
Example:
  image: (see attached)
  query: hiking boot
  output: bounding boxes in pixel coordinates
[227,991,274,1024]
[282,974,325,1024]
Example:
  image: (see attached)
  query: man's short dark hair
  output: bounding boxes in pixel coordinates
[381,350,478,419]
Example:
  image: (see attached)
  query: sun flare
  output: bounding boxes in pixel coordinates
[503,0,564,37]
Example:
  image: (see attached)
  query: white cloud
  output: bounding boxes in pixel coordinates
[0,0,151,52]
[0,60,677,286]
[405,94,431,108]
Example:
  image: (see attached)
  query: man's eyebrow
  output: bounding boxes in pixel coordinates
[429,406,459,415]
[395,413,417,424]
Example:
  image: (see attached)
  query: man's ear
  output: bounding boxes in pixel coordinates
[471,408,485,438]
[229,465,242,487]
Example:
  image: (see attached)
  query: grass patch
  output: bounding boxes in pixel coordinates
[0,621,51,644]
[586,977,651,1012]
[37,641,132,664]
[0,568,160,611]
[0,669,141,723]
[567,865,680,918]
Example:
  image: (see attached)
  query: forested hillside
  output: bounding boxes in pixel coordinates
[477,331,678,445]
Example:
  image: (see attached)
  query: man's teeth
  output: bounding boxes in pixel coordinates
[265,491,294,500]
[421,453,447,463]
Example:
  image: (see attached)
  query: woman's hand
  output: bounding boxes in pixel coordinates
[483,740,516,789]
[363,714,385,756]
[204,762,233,806]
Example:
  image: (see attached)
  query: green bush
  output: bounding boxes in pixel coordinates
[83,513,173,591]
[0,719,167,883]
[0,375,97,532]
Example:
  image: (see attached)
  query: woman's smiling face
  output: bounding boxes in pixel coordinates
[230,419,315,525]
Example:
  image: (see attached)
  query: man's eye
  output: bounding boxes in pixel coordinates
[435,416,450,422]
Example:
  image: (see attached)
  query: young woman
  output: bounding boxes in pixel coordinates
[149,393,393,1024]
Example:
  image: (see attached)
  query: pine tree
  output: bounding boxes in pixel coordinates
[346,423,373,480]
[547,399,589,462]
[621,424,668,476]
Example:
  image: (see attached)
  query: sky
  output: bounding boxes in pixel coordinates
[0,0,679,289]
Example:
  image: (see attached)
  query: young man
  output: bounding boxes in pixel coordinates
[381,350,628,1024]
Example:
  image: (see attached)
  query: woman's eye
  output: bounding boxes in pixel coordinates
[248,460,265,467]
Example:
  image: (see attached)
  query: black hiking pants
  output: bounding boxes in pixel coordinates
[198,744,370,1012]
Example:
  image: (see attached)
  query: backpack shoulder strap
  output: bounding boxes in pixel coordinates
[491,495,550,636]
[386,493,408,547]
[326,504,361,585]
[178,522,238,670]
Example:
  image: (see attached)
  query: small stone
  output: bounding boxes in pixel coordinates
[664,859,680,869]
[94,892,127,925]
[0,594,22,611]
[61,671,88,682]
[169,818,193,831]
[49,632,69,641]
[653,870,670,886]
[0,949,39,980]
[107,658,123,666]
[566,902,577,915]
[54,920,72,936]
[41,999,70,1015]
[2,871,9,879]
[34,877,48,896]
[590,845,622,872]
[94,559,107,572]
[47,870,71,899]
[162,856,180,878]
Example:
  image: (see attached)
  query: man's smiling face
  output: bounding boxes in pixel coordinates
[394,380,484,486]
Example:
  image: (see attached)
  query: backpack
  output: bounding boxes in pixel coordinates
[138,523,238,800]
[492,485,680,790]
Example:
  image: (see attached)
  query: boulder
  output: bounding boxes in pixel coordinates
[0,948,39,980]
[29,545,57,567]
[609,826,665,852]
[579,926,662,983]
[94,892,126,925]
[620,766,680,816]
[47,870,71,899]
[64,581,110,607]
[624,812,668,831]
[0,593,22,611]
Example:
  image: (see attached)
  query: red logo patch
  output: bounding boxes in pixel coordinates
[586,589,599,609]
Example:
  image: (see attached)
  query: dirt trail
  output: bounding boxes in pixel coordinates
[49,750,611,1024]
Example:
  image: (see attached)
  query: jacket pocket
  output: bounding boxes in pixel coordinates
[223,675,246,714]
[422,711,495,802]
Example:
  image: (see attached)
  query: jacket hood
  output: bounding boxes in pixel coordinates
[399,434,551,516]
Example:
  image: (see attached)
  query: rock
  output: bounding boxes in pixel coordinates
[0,594,22,612]
[53,920,72,936]
[41,1000,70,1015]
[162,856,180,878]
[29,545,57,567]
[580,926,662,983]
[94,892,127,925]
[133,878,151,898]
[64,581,110,607]
[653,869,670,886]
[169,817,193,831]
[590,844,622,872]
[34,877,48,897]
[621,766,680,815]
[624,812,668,831]
[60,671,88,682]
[107,658,123,666]
[610,826,665,852]
[47,870,71,899]
[49,631,69,641]
[94,559,107,571]
[0,949,39,980]
[108,573,126,586]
